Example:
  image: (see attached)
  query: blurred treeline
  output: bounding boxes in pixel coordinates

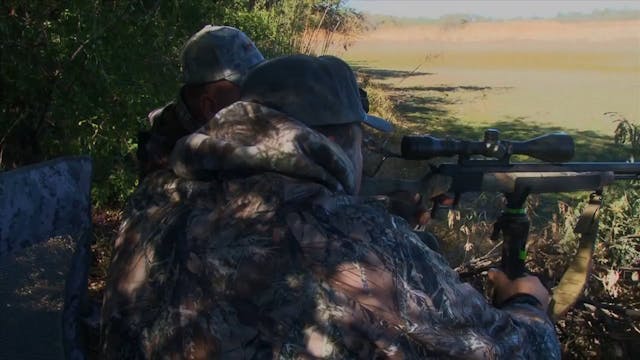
[0,0,363,205]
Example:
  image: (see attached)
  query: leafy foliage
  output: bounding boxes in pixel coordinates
[611,112,640,162]
[597,184,640,269]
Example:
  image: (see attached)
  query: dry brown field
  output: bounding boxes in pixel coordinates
[330,19,640,138]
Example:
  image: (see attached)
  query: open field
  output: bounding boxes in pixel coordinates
[329,19,640,159]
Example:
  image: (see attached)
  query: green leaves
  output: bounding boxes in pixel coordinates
[598,184,640,269]
[609,112,640,162]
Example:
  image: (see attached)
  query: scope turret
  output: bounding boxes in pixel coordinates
[401,130,574,163]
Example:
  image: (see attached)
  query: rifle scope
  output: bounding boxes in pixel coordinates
[401,129,575,163]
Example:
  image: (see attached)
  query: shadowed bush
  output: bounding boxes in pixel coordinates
[0,0,364,206]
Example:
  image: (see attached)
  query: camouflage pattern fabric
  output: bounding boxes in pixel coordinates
[137,94,198,178]
[102,101,560,359]
[0,156,93,359]
[181,25,264,86]
[169,102,357,194]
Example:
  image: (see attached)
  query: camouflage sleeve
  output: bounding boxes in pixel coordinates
[497,294,561,359]
[169,133,217,180]
[396,229,561,359]
[137,130,173,178]
[391,225,561,359]
[137,104,189,178]
[288,199,561,359]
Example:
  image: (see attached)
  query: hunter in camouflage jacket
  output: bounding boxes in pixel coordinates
[101,101,560,359]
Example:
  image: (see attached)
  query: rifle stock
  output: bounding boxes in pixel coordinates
[361,163,638,198]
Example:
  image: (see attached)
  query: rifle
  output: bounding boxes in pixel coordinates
[361,129,640,319]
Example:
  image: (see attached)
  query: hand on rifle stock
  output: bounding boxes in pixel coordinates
[488,268,550,312]
[382,173,452,227]
[384,191,430,227]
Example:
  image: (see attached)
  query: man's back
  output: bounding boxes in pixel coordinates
[102,101,559,359]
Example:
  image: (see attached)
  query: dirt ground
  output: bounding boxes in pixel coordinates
[330,19,640,136]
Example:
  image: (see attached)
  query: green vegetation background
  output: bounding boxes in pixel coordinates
[0,0,362,205]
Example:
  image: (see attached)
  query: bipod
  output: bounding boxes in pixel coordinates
[490,189,531,279]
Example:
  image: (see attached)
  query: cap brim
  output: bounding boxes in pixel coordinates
[227,58,265,86]
[363,114,394,133]
[224,72,243,86]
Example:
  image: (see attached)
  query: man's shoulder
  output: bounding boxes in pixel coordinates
[147,101,178,128]
[290,194,406,235]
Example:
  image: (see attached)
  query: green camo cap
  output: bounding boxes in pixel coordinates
[181,25,265,85]
[240,55,393,133]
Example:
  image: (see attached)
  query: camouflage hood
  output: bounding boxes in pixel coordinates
[170,101,358,194]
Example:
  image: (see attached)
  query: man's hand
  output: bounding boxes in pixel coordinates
[362,173,453,227]
[487,268,550,311]
[385,191,431,227]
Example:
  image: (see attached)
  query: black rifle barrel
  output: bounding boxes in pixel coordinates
[401,132,575,163]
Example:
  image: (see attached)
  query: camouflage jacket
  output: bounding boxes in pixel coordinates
[102,102,560,359]
[136,92,202,178]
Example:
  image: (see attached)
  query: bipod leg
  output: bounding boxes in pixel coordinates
[490,191,531,280]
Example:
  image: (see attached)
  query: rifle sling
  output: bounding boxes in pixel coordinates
[549,192,602,321]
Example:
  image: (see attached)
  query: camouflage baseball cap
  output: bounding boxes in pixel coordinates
[240,55,394,132]
[181,25,265,85]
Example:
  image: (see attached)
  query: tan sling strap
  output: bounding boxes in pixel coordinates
[549,191,602,321]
